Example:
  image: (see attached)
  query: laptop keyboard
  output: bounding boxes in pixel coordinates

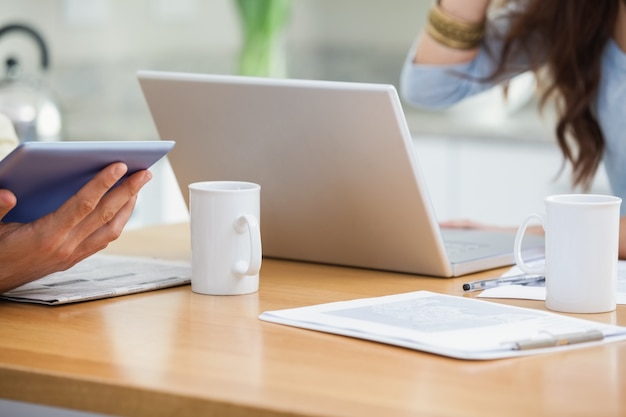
[444,240,488,257]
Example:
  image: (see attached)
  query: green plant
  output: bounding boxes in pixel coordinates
[235,0,291,77]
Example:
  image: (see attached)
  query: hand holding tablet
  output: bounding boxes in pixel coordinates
[0,139,174,293]
[0,140,174,223]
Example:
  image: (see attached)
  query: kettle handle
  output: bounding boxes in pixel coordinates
[0,23,49,70]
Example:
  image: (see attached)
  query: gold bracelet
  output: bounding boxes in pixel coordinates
[427,3,486,50]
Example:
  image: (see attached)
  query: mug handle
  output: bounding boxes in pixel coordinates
[514,213,545,275]
[232,214,263,277]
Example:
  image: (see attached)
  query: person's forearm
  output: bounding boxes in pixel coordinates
[413,0,491,65]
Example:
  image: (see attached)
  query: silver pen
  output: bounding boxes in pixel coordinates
[462,274,545,292]
[511,329,604,350]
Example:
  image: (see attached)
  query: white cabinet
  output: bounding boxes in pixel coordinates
[412,135,611,227]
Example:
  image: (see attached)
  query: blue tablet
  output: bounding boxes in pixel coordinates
[0,140,175,223]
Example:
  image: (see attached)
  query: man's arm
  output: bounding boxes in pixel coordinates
[0,162,152,293]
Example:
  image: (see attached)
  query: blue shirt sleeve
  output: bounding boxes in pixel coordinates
[400,15,524,109]
[400,44,499,109]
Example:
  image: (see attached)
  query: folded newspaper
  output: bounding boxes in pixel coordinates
[1,253,191,305]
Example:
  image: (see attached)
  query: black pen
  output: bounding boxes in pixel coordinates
[462,274,545,292]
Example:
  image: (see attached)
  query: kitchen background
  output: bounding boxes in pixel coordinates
[0,0,611,229]
[0,2,614,415]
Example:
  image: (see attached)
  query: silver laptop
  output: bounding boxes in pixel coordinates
[138,70,543,277]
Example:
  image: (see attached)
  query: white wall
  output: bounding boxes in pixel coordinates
[0,0,432,142]
[414,135,611,227]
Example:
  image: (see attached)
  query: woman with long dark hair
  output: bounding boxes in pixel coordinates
[401,0,626,257]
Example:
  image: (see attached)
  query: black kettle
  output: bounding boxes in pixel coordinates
[0,23,62,142]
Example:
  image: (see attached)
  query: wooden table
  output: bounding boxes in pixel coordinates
[1,223,625,417]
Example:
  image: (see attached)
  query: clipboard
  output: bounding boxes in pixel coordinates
[0,140,175,223]
[260,291,626,360]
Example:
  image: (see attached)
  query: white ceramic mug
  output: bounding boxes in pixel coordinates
[514,194,621,313]
[189,181,262,295]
